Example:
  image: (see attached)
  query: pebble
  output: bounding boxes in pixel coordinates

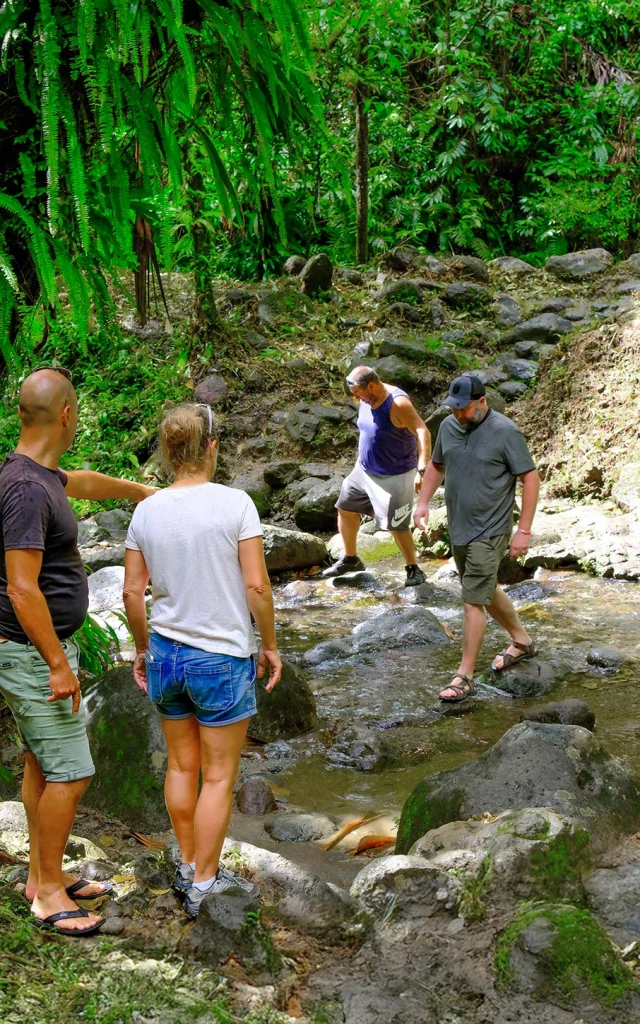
[100,917,125,935]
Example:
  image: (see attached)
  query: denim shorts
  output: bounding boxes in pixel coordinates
[145,632,257,727]
[0,638,94,783]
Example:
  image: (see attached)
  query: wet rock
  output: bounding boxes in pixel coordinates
[262,524,328,573]
[413,505,450,557]
[87,566,125,614]
[612,461,640,513]
[585,859,640,947]
[373,280,426,305]
[522,699,595,731]
[304,606,451,667]
[283,254,306,275]
[378,336,429,362]
[83,666,168,831]
[513,340,541,359]
[285,409,320,443]
[397,721,640,854]
[501,313,574,344]
[326,722,434,772]
[94,508,132,539]
[587,645,626,670]
[489,256,536,276]
[257,289,312,325]
[350,855,448,917]
[301,462,334,479]
[501,357,538,381]
[248,659,317,743]
[496,294,522,327]
[481,659,562,698]
[327,571,380,591]
[371,355,418,389]
[194,374,228,405]
[327,529,397,563]
[545,247,613,279]
[188,890,277,972]
[499,381,528,400]
[263,460,301,489]
[237,779,278,815]
[221,838,358,935]
[401,581,458,607]
[300,253,333,296]
[443,282,490,307]
[265,812,336,842]
[293,476,344,532]
[133,851,171,890]
[230,474,272,515]
[447,254,489,283]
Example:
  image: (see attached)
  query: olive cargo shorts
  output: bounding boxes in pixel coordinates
[0,638,95,782]
[452,534,510,605]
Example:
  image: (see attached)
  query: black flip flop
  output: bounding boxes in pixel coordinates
[65,877,113,901]
[32,908,104,937]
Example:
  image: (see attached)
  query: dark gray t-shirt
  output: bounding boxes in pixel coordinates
[0,453,88,643]
[432,410,536,545]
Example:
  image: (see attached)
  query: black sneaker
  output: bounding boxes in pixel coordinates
[321,555,366,578]
[404,564,426,587]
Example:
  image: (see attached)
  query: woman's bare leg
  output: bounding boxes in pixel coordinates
[161,716,201,864]
[193,718,249,881]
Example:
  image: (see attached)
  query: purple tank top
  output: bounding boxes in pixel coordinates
[357,386,418,476]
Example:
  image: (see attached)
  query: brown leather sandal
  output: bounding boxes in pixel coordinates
[492,640,537,672]
[438,674,474,703]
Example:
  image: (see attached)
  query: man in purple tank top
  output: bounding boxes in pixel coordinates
[322,366,431,586]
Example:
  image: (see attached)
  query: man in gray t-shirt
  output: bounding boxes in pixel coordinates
[414,375,540,702]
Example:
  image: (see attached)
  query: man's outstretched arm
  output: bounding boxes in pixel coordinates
[64,471,157,502]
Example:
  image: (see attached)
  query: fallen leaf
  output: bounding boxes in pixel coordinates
[185,378,194,390]
[111,874,135,884]
[582,681,599,690]
[149,888,171,895]
[98,833,116,847]
[324,814,381,852]
[126,832,165,850]
[346,834,396,855]
[286,996,303,1018]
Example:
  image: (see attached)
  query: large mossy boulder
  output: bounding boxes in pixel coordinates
[396,722,640,855]
[262,524,328,573]
[83,665,169,831]
[247,659,317,742]
[230,474,272,516]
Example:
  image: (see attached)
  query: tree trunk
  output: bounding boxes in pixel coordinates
[190,172,224,340]
[133,214,153,325]
[355,30,369,266]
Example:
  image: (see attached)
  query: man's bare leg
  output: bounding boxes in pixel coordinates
[391,529,418,565]
[485,586,532,668]
[30,774,103,932]
[438,602,486,699]
[338,509,361,558]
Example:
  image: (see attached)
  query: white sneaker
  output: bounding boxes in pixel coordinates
[184,866,259,918]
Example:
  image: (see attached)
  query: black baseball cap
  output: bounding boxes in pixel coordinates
[442,375,486,409]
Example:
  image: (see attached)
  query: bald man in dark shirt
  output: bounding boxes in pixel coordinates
[0,369,155,935]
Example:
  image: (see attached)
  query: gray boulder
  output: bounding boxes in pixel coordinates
[340,268,364,285]
[194,374,228,405]
[265,812,336,842]
[417,255,447,276]
[301,462,334,479]
[489,256,536,276]
[300,253,333,296]
[501,313,574,344]
[534,296,571,314]
[371,356,418,389]
[499,381,528,401]
[433,347,458,370]
[87,566,125,614]
[246,329,270,350]
[587,645,626,670]
[262,524,328,573]
[481,659,562,698]
[383,244,420,272]
[350,856,447,917]
[522,699,595,731]
[248,659,317,743]
[513,340,540,359]
[293,476,344,532]
[263,460,301,489]
[94,508,132,539]
[616,280,640,294]
[545,247,613,279]
[236,779,277,815]
[78,541,125,573]
[396,721,640,854]
[285,409,320,443]
[502,358,538,382]
[83,666,168,830]
[229,474,272,515]
[378,337,429,362]
[447,254,489,283]
[372,280,426,305]
[612,461,640,513]
[304,606,452,667]
[188,890,278,973]
[386,301,423,322]
[496,294,522,326]
[443,282,490,307]
[77,519,109,547]
[585,860,640,947]
[351,339,373,360]
[283,255,306,275]
[326,722,435,772]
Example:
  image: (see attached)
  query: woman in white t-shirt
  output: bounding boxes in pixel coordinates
[123,403,281,918]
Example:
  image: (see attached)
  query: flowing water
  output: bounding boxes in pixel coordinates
[271,555,640,823]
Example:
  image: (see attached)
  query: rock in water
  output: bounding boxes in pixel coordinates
[522,699,595,731]
[300,254,333,296]
[481,659,562,698]
[396,721,640,854]
[304,605,451,666]
[545,248,613,279]
[265,812,336,842]
[83,665,168,830]
[247,660,317,742]
[236,779,277,815]
[262,524,328,573]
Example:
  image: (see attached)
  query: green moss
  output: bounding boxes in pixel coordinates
[452,854,493,923]
[242,907,283,975]
[529,828,591,901]
[396,782,465,854]
[494,902,636,1007]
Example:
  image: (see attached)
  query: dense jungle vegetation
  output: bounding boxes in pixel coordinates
[0,0,639,368]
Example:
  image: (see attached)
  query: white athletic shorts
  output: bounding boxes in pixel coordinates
[335,462,415,532]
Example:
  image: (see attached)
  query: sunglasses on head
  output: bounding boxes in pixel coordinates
[345,378,357,387]
[33,365,73,382]
[194,403,214,436]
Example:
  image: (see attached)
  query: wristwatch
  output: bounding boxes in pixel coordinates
[417,467,426,476]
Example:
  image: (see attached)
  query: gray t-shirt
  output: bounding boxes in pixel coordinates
[125,483,263,657]
[432,410,536,545]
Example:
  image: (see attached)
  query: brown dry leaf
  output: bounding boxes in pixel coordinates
[185,378,195,390]
[346,834,396,856]
[324,814,381,852]
[128,831,165,850]
[286,996,303,1018]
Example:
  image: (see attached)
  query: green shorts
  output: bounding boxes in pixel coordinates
[0,638,94,783]
[452,534,509,605]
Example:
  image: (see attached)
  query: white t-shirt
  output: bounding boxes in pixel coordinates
[125,483,263,657]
